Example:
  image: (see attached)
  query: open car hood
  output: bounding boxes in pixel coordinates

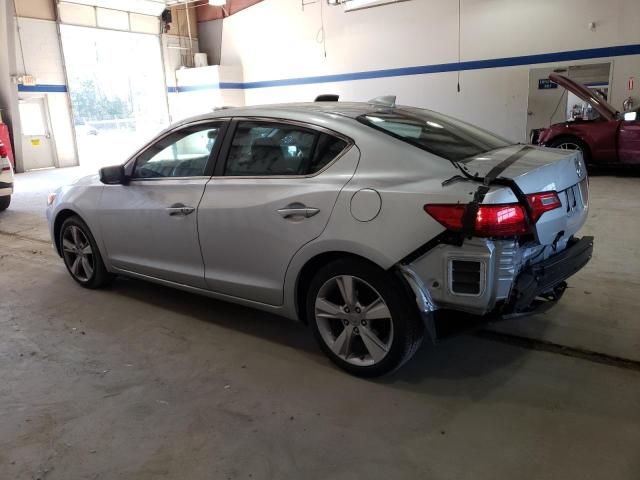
[549,73,618,121]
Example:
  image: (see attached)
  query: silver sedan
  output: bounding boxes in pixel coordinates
[47,98,593,376]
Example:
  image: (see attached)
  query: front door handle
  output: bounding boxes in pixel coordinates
[277,205,320,219]
[166,204,195,216]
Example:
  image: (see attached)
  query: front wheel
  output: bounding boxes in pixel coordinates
[0,195,10,211]
[306,258,424,377]
[549,137,591,165]
[59,215,112,288]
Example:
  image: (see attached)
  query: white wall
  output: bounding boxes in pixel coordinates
[197,19,223,66]
[219,0,640,142]
[14,18,78,168]
[169,65,244,121]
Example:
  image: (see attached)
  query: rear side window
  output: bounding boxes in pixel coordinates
[358,108,509,162]
[224,121,348,176]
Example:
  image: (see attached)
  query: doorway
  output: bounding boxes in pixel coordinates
[526,63,612,140]
[19,98,57,171]
[60,25,170,170]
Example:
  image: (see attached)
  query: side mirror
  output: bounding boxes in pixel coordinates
[99,165,127,185]
[623,111,637,122]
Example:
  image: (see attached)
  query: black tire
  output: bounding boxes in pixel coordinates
[0,195,10,211]
[306,258,424,377]
[548,137,592,165]
[59,215,113,289]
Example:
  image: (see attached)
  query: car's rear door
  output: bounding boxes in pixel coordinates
[197,118,358,305]
[99,120,228,287]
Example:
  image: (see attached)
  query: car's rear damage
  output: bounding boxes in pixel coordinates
[395,145,593,339]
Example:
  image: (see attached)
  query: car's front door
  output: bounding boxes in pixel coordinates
[99,120,227,287]
[197,119,359,305]
[618,114,640,164]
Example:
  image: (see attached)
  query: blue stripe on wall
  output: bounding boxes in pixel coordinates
[18,84,68,93]
[20,44,638,95]
[167,43,640,92]
[168,82,244,93]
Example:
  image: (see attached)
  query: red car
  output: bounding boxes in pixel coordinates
[533,73,640,167]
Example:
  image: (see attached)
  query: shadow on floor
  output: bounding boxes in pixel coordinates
[106,275,532,390]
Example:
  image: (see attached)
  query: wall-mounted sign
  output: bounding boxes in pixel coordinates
[538,79,558,90]
[31,139,41,146]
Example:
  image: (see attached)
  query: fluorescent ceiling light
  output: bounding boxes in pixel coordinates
[209,0,226,5]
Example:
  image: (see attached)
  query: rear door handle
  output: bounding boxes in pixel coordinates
[166,204,195,216]
[277,206,320,219]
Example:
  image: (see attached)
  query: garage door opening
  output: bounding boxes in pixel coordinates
[60,25,170,170]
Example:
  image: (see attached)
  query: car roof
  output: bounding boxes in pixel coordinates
[174,102,385,126]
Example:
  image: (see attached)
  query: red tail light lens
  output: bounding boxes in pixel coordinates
[425,191,561,238]
[474,204,528,236]
[0,143,9,171]
[423,204,465,231]
[526,191,561,222]
[424,203,528,237]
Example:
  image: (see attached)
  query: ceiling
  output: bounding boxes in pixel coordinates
[61,0,263,20]
[62,0,167,16]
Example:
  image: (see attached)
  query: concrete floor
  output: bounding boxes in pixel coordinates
[1,168,639,479]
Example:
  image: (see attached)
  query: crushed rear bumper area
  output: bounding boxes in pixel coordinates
[400,235,594,342]
[504,235,594,316]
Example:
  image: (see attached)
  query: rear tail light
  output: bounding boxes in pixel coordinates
[526,191,561,222]
[0,142,11,172]
[424,191,561,238]
[0,143,10,171]
[474,204,528,236]
[425,203,528,237]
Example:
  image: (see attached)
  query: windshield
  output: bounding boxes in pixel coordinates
[358,107,510,162]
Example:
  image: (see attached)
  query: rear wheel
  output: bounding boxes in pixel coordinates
[59,215,112,288]
[306,258,424,377]
[549,137,591,165]
[0,195,10,211]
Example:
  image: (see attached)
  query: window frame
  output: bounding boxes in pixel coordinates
[213,117,354,179]
[125,119,230,182]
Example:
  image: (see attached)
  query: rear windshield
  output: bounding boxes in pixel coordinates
[358,107,510,162]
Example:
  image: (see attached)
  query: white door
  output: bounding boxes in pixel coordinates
[19,98,56,170]
[526,67,569,138]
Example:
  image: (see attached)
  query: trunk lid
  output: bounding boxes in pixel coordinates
[462,144,589,245]
[549,73,618,121]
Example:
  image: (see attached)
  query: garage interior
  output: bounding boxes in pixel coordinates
[1,0,639,479]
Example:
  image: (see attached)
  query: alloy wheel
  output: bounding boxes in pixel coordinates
[62,225,95,282]
[314,275,394,366]
[556,142,582,152]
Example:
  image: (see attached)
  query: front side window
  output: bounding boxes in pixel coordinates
[358,108,510,162]
[224,121,348,176]
[133,123,222,178]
